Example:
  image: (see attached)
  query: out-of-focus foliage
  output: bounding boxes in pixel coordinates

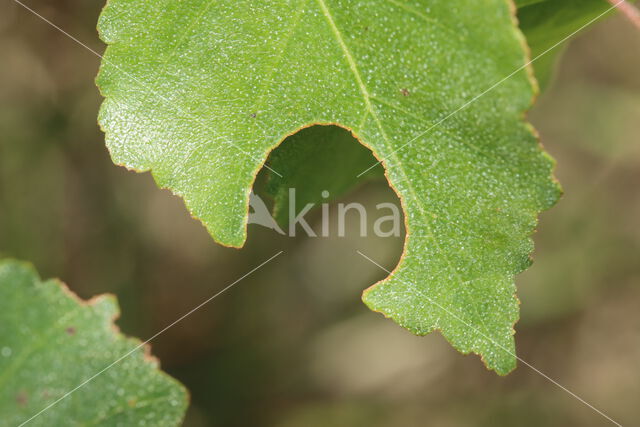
[517,0,612,87]
[0,259,187,426]
[0,0,639,426]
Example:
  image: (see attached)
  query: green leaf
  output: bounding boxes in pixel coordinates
[517,0,613,88]
[97,0,560,374]
[0,259,188,425]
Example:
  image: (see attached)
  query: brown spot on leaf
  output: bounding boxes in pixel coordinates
[16,390,28,407]
[400,88,410,97]
[250,112,257,118]
[66,326,76,335]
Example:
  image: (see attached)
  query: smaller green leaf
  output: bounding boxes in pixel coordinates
[0,259,188,426]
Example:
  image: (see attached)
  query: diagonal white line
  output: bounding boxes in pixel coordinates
[17,251,284,426]
[356,1,623,178]
[11,0,283,178]
[356,250,622,426]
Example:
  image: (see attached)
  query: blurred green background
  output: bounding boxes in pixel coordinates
[1,1,639,426]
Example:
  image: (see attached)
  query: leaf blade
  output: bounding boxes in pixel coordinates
[97,0,561,373]
[0,260,188,425]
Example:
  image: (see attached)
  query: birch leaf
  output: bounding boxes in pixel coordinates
[0,260,187,425]
[97,0,561,374]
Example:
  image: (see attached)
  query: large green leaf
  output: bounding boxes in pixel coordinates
[97,0,560,374]
[0,260,187,425]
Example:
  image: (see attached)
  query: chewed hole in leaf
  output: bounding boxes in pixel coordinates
[253,124,405,243]
[253,122,406,299]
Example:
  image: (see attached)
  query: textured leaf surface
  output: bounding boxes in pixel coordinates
[0,260,187,425]
[97,0,560,374]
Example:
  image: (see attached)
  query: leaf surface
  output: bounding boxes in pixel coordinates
[0,260,187,425]
[97,0,560,374]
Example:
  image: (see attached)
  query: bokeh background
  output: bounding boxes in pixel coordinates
[1,1,639,426]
